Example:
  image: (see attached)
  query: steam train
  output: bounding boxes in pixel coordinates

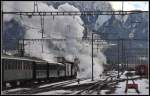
[2,55,78,89]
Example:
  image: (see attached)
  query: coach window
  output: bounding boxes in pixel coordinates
[15,60,17,70]
[20,60,22,70]
[3,59,6,70]
[8,63,11,70]
[11,60,13,69]
[4,60,7,70]
[22,61,24,70]
[14,60,16,70]
[17,61,20,70]
[29,62,32,70]
[22,61,25,70]
[7,60,9,70]
[27,61,29,70]
[11,60,14,70]
[28,62,30,70]
[24,61,26,70]
[27,63,29,70]
[16,60,18,70]
[6,60,8,70]
[26,62,28,70]
[7,63,9,70]
[29,62,31,70]
[24,62,26,70]
[12,60,15,70]
[19,60,22,70]
[18,60,20,70]
[26,63,28,70]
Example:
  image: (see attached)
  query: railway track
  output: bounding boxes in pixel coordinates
[74,76,113,95]
[3,71,142,95]
[4,78,88,94]
[73,76,142,95]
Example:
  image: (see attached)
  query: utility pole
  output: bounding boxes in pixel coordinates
[34,1,38,12]
[91,33,94,81]
[117,38,120,78]
[121,38,124,74]
[1,1,4,54]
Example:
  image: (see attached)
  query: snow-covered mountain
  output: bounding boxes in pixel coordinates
[41,1,148,39]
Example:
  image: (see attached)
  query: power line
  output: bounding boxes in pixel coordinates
[3,11,148,16]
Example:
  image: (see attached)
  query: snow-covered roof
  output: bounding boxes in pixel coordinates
[1,55,47,63]
[48,62,65,66]
[1,55,65,66]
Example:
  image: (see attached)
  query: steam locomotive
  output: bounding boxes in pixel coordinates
[2,55,78,89]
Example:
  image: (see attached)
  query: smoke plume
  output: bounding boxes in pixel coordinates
[3,1,107,78]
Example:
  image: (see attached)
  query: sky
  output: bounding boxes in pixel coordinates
[109,1,149,11]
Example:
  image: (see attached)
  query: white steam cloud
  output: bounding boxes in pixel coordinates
[3,1,107,78]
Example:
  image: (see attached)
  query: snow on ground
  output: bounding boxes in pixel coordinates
[120,71,140,79]
[111,78,149,95]
[100,90,110,95]
[1,88,30,94]
[64,76,109,87]
[39,79,76,88]
[99,71,149,95]
[39,77,103,88]
[35,90,73,95]
[64,79,95,86]
[2,71,149,95]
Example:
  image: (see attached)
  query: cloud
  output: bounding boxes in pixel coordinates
[109,1,149,11]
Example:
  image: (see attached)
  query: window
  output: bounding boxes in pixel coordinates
[23,61,27,70]
[24,63,26,70]
[14,61,17,70]
[12,60,16,70]
[18,60,21,70]
[8,63,11,70]
[22,61,24,70]
[9,60,12,70]
[29,64,31,70]
[21,60,24,70]
[27,63,30,70]
[5,60,9,70]
[17,61,19,70]
[3,59,7,70]
[23,61,25,70]
[26,61,29,70]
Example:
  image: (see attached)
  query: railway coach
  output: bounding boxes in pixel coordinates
[2,55,77,89]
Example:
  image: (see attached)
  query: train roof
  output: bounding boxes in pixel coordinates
[1,55,47,63]
[1,55,65,66]
[48,62,65,66]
